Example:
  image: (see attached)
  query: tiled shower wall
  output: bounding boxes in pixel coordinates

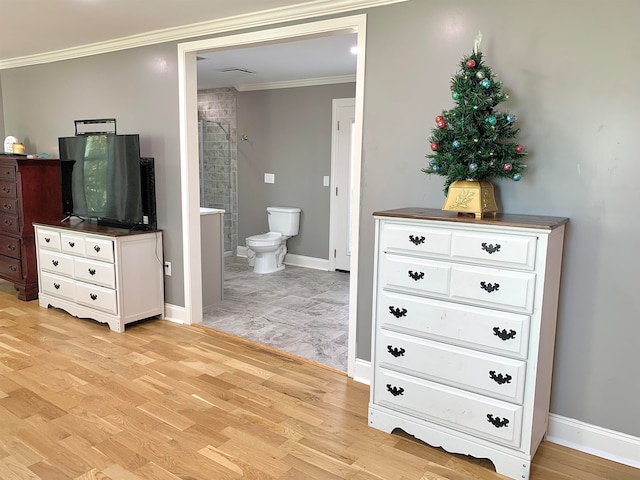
[197,88,237,254]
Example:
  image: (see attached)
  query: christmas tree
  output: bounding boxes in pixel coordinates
[423,35,527,195]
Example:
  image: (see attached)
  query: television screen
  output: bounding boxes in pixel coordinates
[59,134,145,228]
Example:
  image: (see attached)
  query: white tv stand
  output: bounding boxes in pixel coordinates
[34,220,164,332]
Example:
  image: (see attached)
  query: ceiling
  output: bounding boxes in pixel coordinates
[0,0,359,90]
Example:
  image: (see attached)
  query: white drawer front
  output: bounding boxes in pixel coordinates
[40,272,75,301]
[381,222,452,258]
[376,330,526,404]
[61,233,86,256]
[74,257,116,288]
[381,254,451,297]
[451,232,537,270]
[37,228,61,251]
[39,250,74,277]
[373,368,523,448]
[85,237,114,263]
[450,265,536,314]
[378,291,530,359]
[75,282,118,315]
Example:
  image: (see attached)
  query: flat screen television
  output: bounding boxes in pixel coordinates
[58,134,157,230]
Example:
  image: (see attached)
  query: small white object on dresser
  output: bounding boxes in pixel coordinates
[34,222,164,332]
[368,208,568,480]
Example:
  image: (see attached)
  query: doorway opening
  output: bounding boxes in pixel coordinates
[178,14,367,377]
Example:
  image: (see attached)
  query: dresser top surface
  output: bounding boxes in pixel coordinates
[374,208,568,230]
[34,220,160,237]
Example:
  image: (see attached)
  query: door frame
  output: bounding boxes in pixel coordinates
[177,14,367,377]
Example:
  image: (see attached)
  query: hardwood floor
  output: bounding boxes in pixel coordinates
[0,281,638,480]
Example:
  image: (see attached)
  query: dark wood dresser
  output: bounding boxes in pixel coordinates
[0,155,62,300]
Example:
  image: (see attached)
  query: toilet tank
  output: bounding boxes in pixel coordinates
[267,206,301,235]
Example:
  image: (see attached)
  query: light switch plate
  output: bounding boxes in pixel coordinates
[323,176,330,186]
[264,173,275,184]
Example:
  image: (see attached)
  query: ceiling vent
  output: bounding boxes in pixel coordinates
[217,67,257,75]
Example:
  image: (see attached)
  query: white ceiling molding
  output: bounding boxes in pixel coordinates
[0,0,407,70]
[235,74,356,91]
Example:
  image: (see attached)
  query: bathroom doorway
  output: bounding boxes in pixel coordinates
[178,14,367,378]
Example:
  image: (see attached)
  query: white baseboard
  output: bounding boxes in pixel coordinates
[547,413,640,469]
[352,358,371,385]
[236,246,330,271]
[163,303,187,325]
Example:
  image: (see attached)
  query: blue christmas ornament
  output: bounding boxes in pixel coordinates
[452,91,460,100]
[487,116,497,126]
[452,140,461,148]
[481,78,491,89]
[512,173,522,181]
[429,159,436,167]
[432,164,441,172]
[506,113,516,123]
[469,163,478,172]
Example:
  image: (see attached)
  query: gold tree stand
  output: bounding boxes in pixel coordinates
[442,180,498,219]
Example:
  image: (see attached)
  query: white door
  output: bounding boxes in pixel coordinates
[330,98,356,272]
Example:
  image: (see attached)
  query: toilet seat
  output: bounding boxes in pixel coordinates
[246,232,282,246]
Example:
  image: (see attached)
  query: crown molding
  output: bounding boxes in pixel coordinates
[234,74,356,91]
[0,0,406,70]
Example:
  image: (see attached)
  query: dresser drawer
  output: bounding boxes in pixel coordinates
[37,228,62,251]
[373,368,523,448]
[0,233,20,260]
[39,250,74,277]
[74,257,115,288]
[380,222,452,258]
[0,213,20,234]
[0,255,22,281]
[84,237,114,263]
[1,197,18,216]
[380,254,451,297]
[0,165,16,181]
[40,272,75,301]
[450,265,536,314]
[451,231,537,270]
[378,291,530,359]
[0,180,17,198]
[75,282,118,315]
[377,330,526,403]
[61,233,86,256]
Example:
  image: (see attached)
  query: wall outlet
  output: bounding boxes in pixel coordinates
[264,173,275,184]
[323,176,330,187]
[164,261,172,276]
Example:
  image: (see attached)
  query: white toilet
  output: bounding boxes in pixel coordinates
[245,206,301,274]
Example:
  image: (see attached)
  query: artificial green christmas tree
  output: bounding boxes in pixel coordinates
[423,35,527,216]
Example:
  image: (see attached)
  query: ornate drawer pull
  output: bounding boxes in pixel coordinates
[44,237,51,243]
[408,270,424,281]
[388,306,407,318]
[386,384,404,396]
[481,242,501,254]
[52,260,59,267]
[89,293,98,301]
[88,268,96,276]
[493,327,517,341]
[1,187,9,193]
[480,281,499,293]
[387,345,405,357]
[408,235,425,245]
[68,241,75,248]
[53,283,60,290]
[487,414,509,428]
[489,370,512,385]
[4,219,13,226]
[7,244,16,251]
[9,265,17,272]
[3,203,11,210]
[94,245,101,253]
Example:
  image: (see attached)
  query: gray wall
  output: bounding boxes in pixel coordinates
[237,83,356,258]
[1,0,639,439]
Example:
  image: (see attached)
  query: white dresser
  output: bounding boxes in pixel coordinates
[34,221,164,332]
[368,208,567,480]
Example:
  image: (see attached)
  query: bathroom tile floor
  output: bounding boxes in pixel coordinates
[201,256,350,371]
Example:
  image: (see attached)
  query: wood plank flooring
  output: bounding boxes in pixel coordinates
[0,281,638,480]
